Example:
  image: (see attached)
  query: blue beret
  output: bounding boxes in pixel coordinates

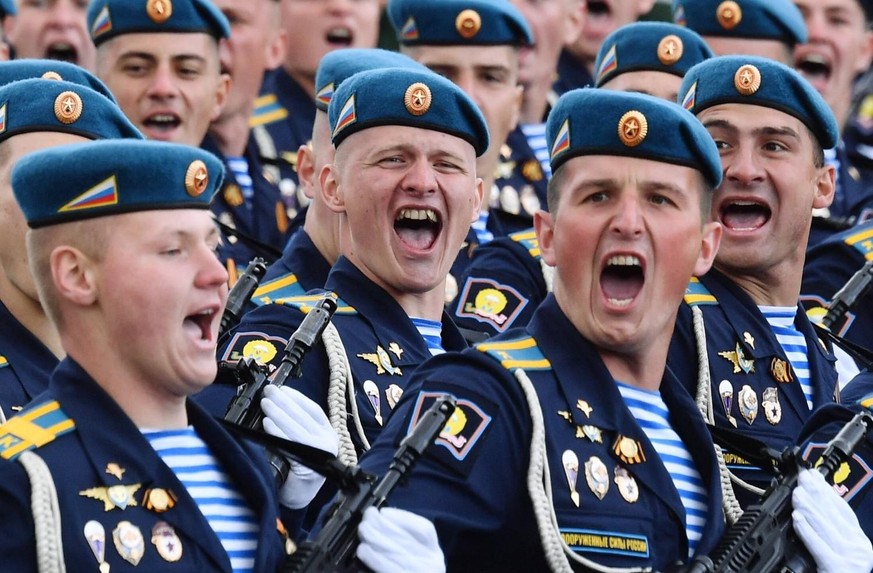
[594,22,714,87]
[314,49,427,112]
[0,0,15,18]
[87,0,230,46]
[329,67,490,156]
[672,0,806,45]
[0,78,142,144]
[388,0,532,46]
[679,55,839,149]
[547,88,722,187]
[0,59,117,102]
[13,139,224,228]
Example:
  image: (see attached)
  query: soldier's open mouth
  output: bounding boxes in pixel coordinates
[46,42,79,64]
[720,201,771,231]
[326,27,353,47]
[185,308,215,341]
[601,255,643,308]
[395,208,441,251]
[144,114,182,132]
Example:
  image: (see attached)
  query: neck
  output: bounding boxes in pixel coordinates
[520,81,551,124]
[714,261,802,307]
[303,203,340,264]
[599,345,667,392]
[285,65,315,99]
[0,275,64,358]
[209,110,251,157]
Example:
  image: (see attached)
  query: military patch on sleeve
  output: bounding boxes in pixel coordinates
[251,273,307,306]
[454,278,528,332]
[683,277,717,306]
[0,400,75,460]
[508,229,541,259]
[802,442,873,502]
[477,336,551,370]
[249,94,289,127]
[220,331,288,371]
[407,390,495,477]
[844,226,873,261]
[801,294,856,337]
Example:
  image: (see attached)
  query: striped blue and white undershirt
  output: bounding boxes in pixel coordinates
[144,427,259,573]
[617,382,708,557]
[226,156,254,205]
[471,211,494,244]
[411,317,444,356]
[519,123,552,180]
[760,305,812,410]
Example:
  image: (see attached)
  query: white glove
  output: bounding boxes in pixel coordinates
[793,468,873,573]
[356,507,446,573]
[261,385,339,509]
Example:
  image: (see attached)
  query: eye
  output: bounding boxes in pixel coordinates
[649,194,675,207]
[584,191,609,204]
[762,141,788,152]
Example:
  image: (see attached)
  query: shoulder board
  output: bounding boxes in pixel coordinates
[843,226,873,261]
[274,293,357,315]
[684,277,718,306]
[508,229,541,259]
[249,94,289,128]
[0,400,75,461]
[476,336,551,370]
[252,273,307,306]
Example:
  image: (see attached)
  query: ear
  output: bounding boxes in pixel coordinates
[563,0,586,44]
[534,209,557,267]
[811,164,836,210]
[637,0,657,17]
[297,143,316,199]
[854,29,873,75]
[319,163,345,214]
[51,246,98,307]
[509,83,523,132]
[265,25,288,71]
[210,67,231,122]
[693,221,722,277]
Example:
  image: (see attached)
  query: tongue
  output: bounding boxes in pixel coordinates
[396,227,436,251]
[722,208,767,230]
[601,268,643,301]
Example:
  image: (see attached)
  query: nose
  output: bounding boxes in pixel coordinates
[610,191,644,237]
[46,0,85,28]
[198,247,230,290]
[723,144,765,187]
[146,64,180,99]
[326,0,353,15]
[401,158,438,195]
[801,9,827,43]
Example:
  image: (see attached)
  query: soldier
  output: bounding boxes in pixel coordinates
[668,56,843,507]
[250,0,382,224]
[0,138,441,573]
[673,0,807,63]
[219,66,488,465]
[451,21,713,338]
[386,0,534,303]
[6,0,95,69]
[0,59,143,423]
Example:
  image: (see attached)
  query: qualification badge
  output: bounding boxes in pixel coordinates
[585,456,610,500]
[84,520,110,573]
[152,521,183,562]
[718,379,738,427]
[614,466,639,503]
[738,385,758,425]
[771,358,793,383]
[762,387,782,425]
[562,450,581,507]
[363,379,383,426]
[613,435,646,465]
[112,521,144,566]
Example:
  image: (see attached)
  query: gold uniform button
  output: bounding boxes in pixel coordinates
[657,34,684,66]
[617,110,648,147]
[147,0,173,24]
[734,64,762,96]
[717,0,742,30]
[185,159,209,197]
[54,91,83,124]
[404,82,432,116]
[456,9,482,39]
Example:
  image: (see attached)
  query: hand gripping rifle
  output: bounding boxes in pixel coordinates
[221,294,338,485]
[282,394,457,573]
[220,257,268,337]
[675,410,873,573]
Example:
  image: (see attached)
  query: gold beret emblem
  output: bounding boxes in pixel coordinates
[617,110,648,147]
[404,82,432,116]
[657,35,684,66]
[146,0,172,24]
[185,160,209,197]
[734,64,762,96]
[716,0,742,30]
[456,9,482,39]
[41,71,63,81]
[54,91,83,124]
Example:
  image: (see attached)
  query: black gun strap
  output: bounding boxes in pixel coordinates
[813,324,873,370]
[706,423,782,477]
[213,216,283,263]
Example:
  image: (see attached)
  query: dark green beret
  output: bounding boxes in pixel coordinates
[314,49,427,112]
[594,22,714,87]
[13,139,224,228]
[672,0,806,45]
[679,55,839,149]
[329,67,490,156]
[388,0,533,46]
[547,88,722,187]
[0,78,143,144]
[0,59,117,102]
[87,0,230,46]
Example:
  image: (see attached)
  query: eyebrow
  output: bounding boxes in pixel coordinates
[702,118,800,139]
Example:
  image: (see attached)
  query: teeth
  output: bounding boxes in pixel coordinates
[197,309,214,317]
[397,208,438,223]
[149,114,177,123]
[801,54,828,66]
[607,298,633,307]
[607,255,640,267]
[327,27,351,40]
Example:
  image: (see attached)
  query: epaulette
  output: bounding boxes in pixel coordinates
[251,273,308,306]
[843,226,873,261]
[249,93,289,128]
[0,400,75,461]
[273,293,357,315]
[684,277,718,306]
[477,335,551,370]
[509,229,541,259]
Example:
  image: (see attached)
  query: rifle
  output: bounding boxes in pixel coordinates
[676,410,873,573]
[221,294,338,483]
[283,394,457,573]
[822,259,873,331]
[220,257,268,337]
